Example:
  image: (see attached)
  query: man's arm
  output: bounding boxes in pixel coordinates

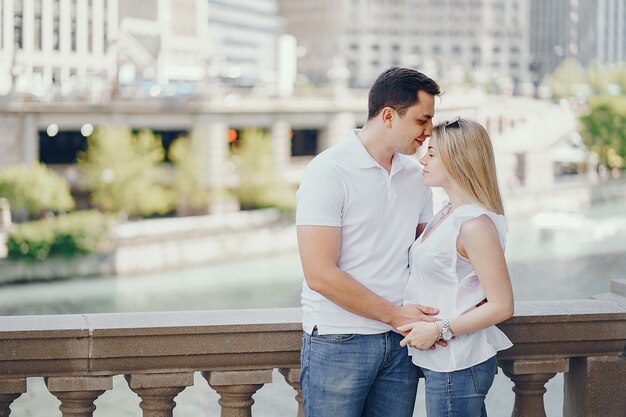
[297,225,438,330]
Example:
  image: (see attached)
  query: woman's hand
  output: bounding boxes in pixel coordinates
[398,321,440,350]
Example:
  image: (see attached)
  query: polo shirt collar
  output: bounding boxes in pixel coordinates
[349,130,407,172]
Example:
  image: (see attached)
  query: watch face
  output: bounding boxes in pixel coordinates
[442,330,453,341]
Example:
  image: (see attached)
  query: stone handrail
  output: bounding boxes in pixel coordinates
[1,300,625,417]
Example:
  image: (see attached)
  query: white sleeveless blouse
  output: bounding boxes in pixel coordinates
[403,201,512,372]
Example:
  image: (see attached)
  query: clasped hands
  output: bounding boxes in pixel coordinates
[394,304,447,350]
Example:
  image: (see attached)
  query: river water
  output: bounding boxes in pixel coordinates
[3,199,626,417]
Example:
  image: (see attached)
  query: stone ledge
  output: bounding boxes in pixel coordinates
[0,303,624,378]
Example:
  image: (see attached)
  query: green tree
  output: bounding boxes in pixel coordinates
[579,96,626,169]
[0,163,74,217]
[77,126,174,217]
[230,128,295,211]
[168,135,210,215]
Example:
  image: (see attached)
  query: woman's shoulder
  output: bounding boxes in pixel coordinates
[453,205,507,245]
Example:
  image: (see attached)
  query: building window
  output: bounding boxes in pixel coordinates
[53,0,60,50]
[291,129,319,156]
[71,0,77,52]
[14,0,23,49]
[34,0,42,50]
[103,0,108,52]
[87,0,93,52]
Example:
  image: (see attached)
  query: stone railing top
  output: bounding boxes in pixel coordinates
[0,308,303,337]
[508,299,626,321]
[0,301,624,377]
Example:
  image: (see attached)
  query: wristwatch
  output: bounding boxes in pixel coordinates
[440,319,454,341]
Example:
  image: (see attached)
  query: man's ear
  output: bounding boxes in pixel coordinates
[381,107,394,128]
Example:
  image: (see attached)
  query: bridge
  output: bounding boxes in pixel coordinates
[0,90,580,199]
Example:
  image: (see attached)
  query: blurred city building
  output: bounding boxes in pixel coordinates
[0,0,118,99]
[206,0,283,91]
[2,0,624,99]
[116,0,209,96]
[0,0,606,198]
[277,0,532,91]
[530,0,626,84]
[0,0,285,99]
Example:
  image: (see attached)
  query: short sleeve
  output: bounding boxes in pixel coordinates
[296,160,344,227]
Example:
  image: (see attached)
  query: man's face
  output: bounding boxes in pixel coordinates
[388,90,435,155]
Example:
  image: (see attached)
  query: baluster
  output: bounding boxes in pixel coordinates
[46,376,112,417]
[0,378,26,417]
[278,368,303,417]
[564,355,626,417]
[203,369,273,417]
[499,358,568,417]
[125,372,194,417]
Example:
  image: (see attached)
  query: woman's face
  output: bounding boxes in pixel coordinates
[419,134,451,188]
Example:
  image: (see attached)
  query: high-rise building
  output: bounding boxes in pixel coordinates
[595,0,626,65]
[277,0,531,89]
[530,0,626,83]
[117,0,209,92]
[0,0,118,98]
[206,0,283,88]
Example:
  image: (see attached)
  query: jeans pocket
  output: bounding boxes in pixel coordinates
[470,356,497,395]
[310,332,358,344]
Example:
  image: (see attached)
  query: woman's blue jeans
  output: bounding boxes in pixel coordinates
[300,329,421,417]
[421,355,497,417]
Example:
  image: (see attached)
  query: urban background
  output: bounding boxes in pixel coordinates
[0,1,625,416]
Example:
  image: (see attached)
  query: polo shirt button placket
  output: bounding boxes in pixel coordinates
[387,177,397,200]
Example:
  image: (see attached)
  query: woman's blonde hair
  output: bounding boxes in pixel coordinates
[432,118,505,215]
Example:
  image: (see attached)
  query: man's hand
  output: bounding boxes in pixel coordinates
[393,304,448,348]
[389,304,438,330]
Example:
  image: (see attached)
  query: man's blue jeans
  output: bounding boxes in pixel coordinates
[421,355,497,417]
[300,329,421,417]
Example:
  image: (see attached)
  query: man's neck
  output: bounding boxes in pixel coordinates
[357,126,394,173]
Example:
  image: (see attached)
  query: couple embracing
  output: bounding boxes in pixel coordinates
[296,67,514,417]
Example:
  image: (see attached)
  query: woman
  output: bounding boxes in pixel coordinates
[398,117,514,417]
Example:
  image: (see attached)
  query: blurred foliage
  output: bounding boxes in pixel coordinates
[77,126,174,217]
[168,135,211,215]
[7,210,112,260]
[547,60,626,170]
[547,59,626,99]
[230,128,296,211]
[579,96,626,169]
[0,163,74,217]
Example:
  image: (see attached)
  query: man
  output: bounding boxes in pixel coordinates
[296,67,442,417]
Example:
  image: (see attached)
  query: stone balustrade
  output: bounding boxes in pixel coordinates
[0,300,625,417]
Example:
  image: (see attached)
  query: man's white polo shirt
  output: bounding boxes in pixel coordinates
[296,130,433,335]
